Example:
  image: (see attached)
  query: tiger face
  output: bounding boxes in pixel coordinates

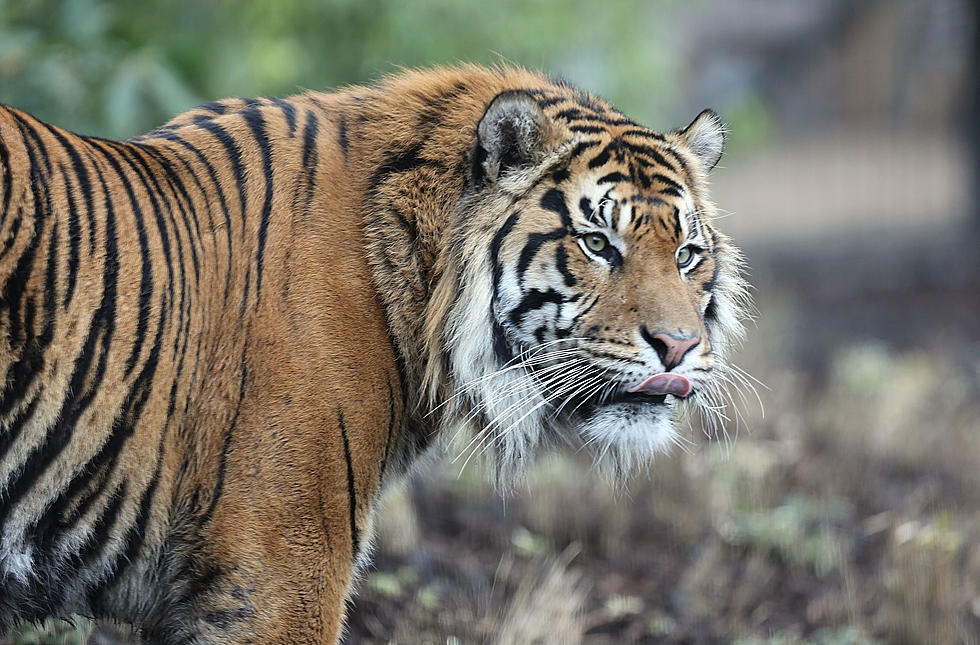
[440,91,749,480]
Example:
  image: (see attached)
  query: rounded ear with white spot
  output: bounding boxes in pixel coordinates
[676,109,726,171]
[476,90,560,182]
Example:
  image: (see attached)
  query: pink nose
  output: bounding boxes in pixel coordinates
[641,328,700,371]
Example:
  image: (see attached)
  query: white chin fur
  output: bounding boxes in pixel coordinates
[572,401,681,481]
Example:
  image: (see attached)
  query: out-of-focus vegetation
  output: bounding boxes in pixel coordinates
[0,0,692,139]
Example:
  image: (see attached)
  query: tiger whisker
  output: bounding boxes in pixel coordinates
[471,358,614,461]
[429,343,589,416]
[451,360,592,468]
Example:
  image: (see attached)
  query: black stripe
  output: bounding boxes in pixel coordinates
[41,200,59,345]
[625,141,681,175]
[490,211,521,295]
[96,425,168,593]
[509,288,566,327]
[238,265,251,318]
[0,129,13,225]
[197,100,229,115]
[29,146,167,543]
[391,206,419,247]
[619,128,667,142]
[269,97,297,137]
[337,113,349,161]
[0,395,40,466]
[598,171,629,184]
[242,107,275,301]
[301,109,320,212]
[338,408,359,557]
[578,197,596,223]
[369,141,427,190]
[570,294,600,327]
[74,269,169,537]
[554,244,576,287]
[554,108,586,121]
[378,377,396,484]
[0,207,22,259]
[415,81,468,132]
[516,227,566,284]
[109,142,189,323]
[536,95,564,107]
[690,212,703,240]
[554,107,634,128]
[490,211,521,363]
[201,364,248,525]
[19,112,53,176]
[58,163,81,307]
[539,189,573,228]
[136,142,213,267]
[567,139,601,160]
[650,173,683,194]
[48,448,112,536]
[629,161,651,190]
[587,140,621,169]
[569,124,606,134]
[704,295,718,322]
[577,114,634,128]
[76,480,128,569]
[194,116,248,231]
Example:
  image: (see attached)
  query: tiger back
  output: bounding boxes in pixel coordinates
[0,65,749,644]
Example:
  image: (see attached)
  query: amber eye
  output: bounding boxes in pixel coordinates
[676,245,695,268]
[583,233,609,253]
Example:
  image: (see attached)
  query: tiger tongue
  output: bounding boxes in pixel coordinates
[627,373,692,398]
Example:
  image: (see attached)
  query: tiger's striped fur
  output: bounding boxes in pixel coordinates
[0,65,749,643]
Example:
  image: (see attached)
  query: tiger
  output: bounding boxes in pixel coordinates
[0,64,749,644]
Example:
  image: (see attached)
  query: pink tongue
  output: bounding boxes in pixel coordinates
[628,373,692,398]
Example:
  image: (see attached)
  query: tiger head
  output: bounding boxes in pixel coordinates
[429,89,751,481]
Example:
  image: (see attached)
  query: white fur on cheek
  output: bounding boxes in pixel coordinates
[442,249,553,481]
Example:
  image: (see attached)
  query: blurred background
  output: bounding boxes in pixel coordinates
[2,0,978,643]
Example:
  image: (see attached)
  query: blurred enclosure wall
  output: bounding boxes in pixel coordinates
[1,1,978,644]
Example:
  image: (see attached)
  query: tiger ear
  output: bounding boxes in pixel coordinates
[476,90,557,182]
[676,109,726,172]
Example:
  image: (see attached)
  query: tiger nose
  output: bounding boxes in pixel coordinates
[640,327,700,371]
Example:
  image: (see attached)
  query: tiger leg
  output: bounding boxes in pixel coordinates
[167,474,358,645]
[164,401,383,644]
[174,541,349,644]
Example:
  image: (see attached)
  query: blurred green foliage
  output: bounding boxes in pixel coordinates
[1,0,688,138]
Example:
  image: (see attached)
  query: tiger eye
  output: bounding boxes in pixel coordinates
[584,233,608,253]
[676,246,693,267]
